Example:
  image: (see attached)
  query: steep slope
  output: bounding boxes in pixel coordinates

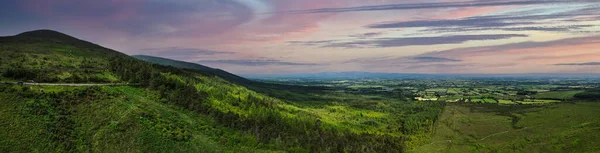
[133,55,252,85]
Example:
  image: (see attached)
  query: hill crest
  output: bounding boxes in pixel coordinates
[133,55,253,85]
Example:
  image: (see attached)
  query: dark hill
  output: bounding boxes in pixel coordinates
[0,29,132,83]
[16,29,81,41]
[133,55,253,85]
[1,29,126,57]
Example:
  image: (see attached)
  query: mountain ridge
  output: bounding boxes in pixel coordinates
[133,55,253,85]
[244,71,600,79]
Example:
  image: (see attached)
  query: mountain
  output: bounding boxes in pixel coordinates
[2,29,126,57]
[0,30,403,152]
[0,30,132,83]
[133,55,252,85]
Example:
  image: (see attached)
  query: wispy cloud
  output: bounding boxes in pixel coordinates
[290,34,528,48]
[142,47,235,55]
[348,32,384,39]
[368,13,598,33]
[413,57,461,62]
[198,59,320,66]
[282,0,589,14]
[357,2,600,36]
[418,35,600,59]
[554,62,600,66]
[140,47,235,61]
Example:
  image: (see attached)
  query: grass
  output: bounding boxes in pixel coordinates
[426,88,447,92]
[535,90,584,100]
[499,100,516,105]
[471,99,497,103]
[412,102,600,153]
[0,93,55,151]
[520,99,561,104]
[0,86,276,152]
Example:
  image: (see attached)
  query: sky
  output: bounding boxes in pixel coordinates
[1,0,600,74]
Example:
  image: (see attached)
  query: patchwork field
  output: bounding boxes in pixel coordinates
[412,102,600,153]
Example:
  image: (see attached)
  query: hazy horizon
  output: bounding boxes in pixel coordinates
[1,0,599,74]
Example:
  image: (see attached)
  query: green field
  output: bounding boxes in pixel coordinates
[535,90,585,99]
[426,88,447,92]
[498,100,516,105]
[471,98,497,103]
[412,103,600,153]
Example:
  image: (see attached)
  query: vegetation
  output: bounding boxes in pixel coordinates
[0,30,445,152]
[574,89,600,100]
[0,85,279,152]
[412,103,600,153]
[535,90,584,100]
[0,30,125,83]
[1,30,599,152]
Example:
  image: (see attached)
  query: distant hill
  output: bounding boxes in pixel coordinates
[245,72,600,79]
[133,55,253,85]
[244,72,439,79]
[2,29,126,57]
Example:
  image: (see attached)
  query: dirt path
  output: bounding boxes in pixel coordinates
[480,126,529,141]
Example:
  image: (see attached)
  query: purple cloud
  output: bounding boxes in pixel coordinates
[198,59,320,66]
[291,34,528,48]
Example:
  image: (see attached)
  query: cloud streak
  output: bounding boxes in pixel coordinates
[363,3,600,34]
[198,59,320,66]
[282,0,590,14]
[142,47,234,55]
[554,62,600,66]
[140,47,235,61]
[291,34,528,48]
[413,57,461,63]
[419,35,600,59]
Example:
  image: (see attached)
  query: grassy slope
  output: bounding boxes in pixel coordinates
[0,30,125,83]
[133,55,443,147]
[412,102,600,153]
[0,85,276,152]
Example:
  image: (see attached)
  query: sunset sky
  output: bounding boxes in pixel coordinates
[1,0,599,74]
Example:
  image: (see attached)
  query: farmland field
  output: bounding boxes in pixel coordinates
[412,102,600,153]
[535,90,585,99]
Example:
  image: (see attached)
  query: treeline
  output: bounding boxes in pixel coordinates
[2,68,111,83]
[108,57,407,152]
[401,102,444,135]
[574,88,600,100]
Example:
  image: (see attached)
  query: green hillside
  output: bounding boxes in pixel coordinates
[1,30,445,152]
[133,55,252,85]
[0,30,126,83]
